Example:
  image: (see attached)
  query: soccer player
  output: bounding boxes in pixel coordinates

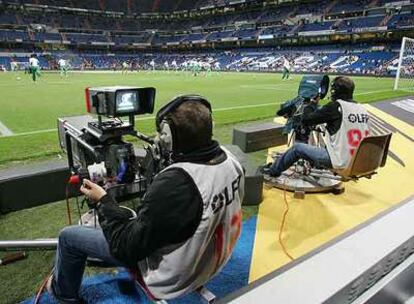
[171,59,178,72]
[111,62,117,72]
[192,60,200,76]
[10,58,19,72]
[10,57,21,80]
[204,62,212,77]
[29,54,41,82]
[164,60,169,72]
[149,59,155,71]
[282,57,291,80]
[214,61,221,74]
[181,61,188,72]
[122,61,129,74]
[58,58,68,78]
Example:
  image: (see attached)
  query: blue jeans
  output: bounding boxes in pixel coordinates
[51,225,125,303]
[269,143,332,177]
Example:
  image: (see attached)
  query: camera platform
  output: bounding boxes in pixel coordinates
[263,169,343,197]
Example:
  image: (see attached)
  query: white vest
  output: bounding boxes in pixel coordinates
[139,148,244,299]
[323,99,370,169]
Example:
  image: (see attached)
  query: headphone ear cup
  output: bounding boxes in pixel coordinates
[330,81,337,100]
[159,120,173,153]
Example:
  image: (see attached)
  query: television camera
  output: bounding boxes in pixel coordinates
[276,75,330,143]
[58,86,162,201]
[0,86,169,252]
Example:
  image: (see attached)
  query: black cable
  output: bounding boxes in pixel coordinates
[76,196,83,225]
[65,184,72,225]
[33,269,53,304]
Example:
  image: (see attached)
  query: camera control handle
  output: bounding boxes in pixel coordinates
[134,132,154,145]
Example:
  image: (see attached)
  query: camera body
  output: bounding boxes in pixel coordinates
[58,86,158,200]
[277,75,330,139]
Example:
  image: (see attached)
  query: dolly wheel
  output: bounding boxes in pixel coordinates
[294,190,305,199]
[332,187,345,195]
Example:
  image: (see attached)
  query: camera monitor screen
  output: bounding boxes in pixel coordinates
[116,91,139,114]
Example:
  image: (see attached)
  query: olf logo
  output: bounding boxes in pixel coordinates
[211,175,241,214]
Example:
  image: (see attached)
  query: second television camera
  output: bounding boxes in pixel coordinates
[276,75,330,142]
[58,86,160,200]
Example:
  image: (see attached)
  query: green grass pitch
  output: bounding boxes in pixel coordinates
[0,70,411,303]
[0,70,410,166]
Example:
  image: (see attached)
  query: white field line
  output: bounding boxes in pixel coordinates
[0,120,13,136]
[356,89,396,95]
[392,99,414,114]
[0,87,403,139]
[241,84,395,96]
[0,102,280,138]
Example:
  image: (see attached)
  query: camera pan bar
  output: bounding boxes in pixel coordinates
[0,239,58,251]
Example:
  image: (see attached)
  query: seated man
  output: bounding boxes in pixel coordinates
[266,76,370,177]
[48,95,244,303]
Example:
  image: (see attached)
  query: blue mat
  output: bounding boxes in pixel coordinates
[22,217,257,304]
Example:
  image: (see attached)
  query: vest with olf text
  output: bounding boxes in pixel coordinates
[323,99,370,169]
[138,148,244,300]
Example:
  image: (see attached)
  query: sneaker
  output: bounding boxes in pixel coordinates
[46,274,86,304]
[259,163,281,178]
[259,163,272,175]
[46,274,54,297]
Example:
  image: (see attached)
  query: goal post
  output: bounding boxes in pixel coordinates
[394,37,414,91]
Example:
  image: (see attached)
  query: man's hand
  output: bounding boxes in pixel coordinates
[80,179,107,203]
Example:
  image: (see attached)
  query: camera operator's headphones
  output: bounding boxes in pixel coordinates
[155,94,212,160]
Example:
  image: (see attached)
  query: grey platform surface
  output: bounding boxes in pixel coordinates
[372,97,414,127]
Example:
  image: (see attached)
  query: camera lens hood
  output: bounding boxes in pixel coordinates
[298,74,330,100]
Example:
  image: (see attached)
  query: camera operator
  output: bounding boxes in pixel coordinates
[47,95,244,303]
[265,76,370,177]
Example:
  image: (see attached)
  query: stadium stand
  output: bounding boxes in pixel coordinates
[0,0,412,75]
[0,44,400,76]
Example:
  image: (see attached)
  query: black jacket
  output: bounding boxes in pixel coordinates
[96,141,225,267]
[302,100,356,135]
